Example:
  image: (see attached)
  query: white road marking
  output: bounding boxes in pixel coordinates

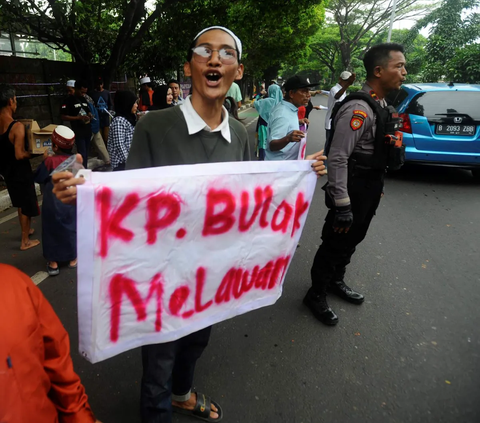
[0,200,43,226]
[31,271,49,285]
[245,117,258,127]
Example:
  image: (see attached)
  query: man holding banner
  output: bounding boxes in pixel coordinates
[265,75,319,161]
[53,27,327,423]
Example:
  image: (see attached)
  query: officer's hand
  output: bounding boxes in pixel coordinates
[306,150,327,178]
[347,73,356,86]
[52,154,85,205]
[333,205,353,233]
[288,130,305,143]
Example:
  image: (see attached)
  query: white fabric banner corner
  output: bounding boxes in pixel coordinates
[77,160,317,363]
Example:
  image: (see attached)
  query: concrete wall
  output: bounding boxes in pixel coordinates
[0,56,130,127]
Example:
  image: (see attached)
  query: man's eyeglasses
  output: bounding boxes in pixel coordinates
[191,46,238,65]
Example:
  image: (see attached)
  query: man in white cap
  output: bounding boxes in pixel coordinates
[325,71,356,142]
[138,76,154,112]
[51,25,327,423]
[66,80,75,96]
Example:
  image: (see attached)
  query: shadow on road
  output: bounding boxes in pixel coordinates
[386,163,480,187]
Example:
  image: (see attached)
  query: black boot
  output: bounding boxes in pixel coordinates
[303,288,338,325]
[328,280,364,304]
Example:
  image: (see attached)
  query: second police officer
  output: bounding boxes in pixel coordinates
[304,43,408,325]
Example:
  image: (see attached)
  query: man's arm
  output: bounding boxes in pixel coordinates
[326,102,371,208]
[18,271,97,422]
[269,130,304,151]
[126,116,154,170]
[268,111,304,152]
[334,73,356,100]
[334,85,348,100]
[11,122,30,160]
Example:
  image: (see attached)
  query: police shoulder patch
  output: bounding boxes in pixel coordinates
[353,109,368,119]
[350,116,364,131]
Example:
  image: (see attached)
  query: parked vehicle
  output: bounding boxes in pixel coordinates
[389,83,480,178]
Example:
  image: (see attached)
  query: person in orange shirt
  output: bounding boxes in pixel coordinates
[138,77,154,112]
[0,264,101,423]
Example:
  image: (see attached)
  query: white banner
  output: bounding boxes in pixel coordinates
[298,123,307,160]
[77,161,317,363]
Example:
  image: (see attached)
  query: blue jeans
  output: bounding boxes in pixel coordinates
[140,327,212,423]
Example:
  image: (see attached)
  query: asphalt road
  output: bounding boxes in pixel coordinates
[1,95,479,423]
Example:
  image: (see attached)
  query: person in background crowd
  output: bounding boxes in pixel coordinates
[298,105,309,130]
[84,89,111,169]
[138,77,154,112]
[0,264,101,423]
[226,81,242,108]
[34,126,78,276]
[265,75,320,161]
[224,96,241,120]
[51,26,327,423]
[150,85,174,110]
[168,79,184,106]
[91,77,113,144]
[0,84,40,251]
[66,79,75,96]
[325,71,356,143]
[60,80,92,168]
[107,90,137,171]
[61,80,76,128]
[305,99,326,120]
[254,83,283,160]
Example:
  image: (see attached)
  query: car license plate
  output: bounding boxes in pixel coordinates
[436,124,476,136]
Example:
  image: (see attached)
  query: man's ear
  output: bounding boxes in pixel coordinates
[184,62,191,78]
[373,65,383,78]
[234,64,245,81]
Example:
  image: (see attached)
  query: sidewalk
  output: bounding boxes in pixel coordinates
[0,157,105,212]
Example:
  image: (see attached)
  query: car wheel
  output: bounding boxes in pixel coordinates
[472,169,480,180]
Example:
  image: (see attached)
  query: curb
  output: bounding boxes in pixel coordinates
[0,183,42,212]
[0,157,105,213]
[239,102,253,111]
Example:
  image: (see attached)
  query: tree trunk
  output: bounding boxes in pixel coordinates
[339,41,352,70]
[263,66,279,84]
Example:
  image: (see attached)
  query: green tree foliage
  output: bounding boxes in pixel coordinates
[404,0,480,81]
[446,44,480,83]
[1,0,176,86]
[302,26,426,86]
[2,0,325,87]
[127,0,324,83]
[325,0,424,69]
[424,0,480,81]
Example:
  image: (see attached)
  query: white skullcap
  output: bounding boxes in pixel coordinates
[194,26,242,60]
[139,77,151,85]
[66,80,75,87]
[52,125,75,148]
[340,71,352,80]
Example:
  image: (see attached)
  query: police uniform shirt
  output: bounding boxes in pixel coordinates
[327,83,387,207]
[60,95,92,138]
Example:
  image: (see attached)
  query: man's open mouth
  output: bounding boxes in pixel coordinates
[206,72,222,82]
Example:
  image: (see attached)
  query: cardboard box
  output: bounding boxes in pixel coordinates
[18,119,57,154]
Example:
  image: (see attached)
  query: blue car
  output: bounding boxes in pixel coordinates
[389,83,480,178]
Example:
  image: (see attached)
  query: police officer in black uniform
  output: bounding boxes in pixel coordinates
[304,43,407,325]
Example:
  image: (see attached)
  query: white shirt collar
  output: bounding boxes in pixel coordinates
[180,96,231,143]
